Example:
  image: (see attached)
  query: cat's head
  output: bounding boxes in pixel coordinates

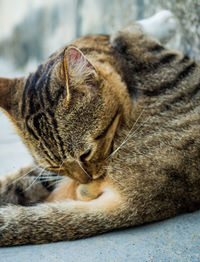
[0,46,131,183]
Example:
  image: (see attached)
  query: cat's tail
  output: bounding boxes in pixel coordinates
[0,188,131,246]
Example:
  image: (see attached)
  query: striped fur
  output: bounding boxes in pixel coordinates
[0,22,200,246]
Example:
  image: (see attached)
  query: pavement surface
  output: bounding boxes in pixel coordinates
[0,111,200,262]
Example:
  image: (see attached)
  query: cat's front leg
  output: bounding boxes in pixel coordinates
[0,164,57,206]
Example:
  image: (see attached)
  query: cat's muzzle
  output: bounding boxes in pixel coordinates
[63,161,105,184]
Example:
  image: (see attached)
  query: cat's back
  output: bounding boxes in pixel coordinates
[77,30,200,217]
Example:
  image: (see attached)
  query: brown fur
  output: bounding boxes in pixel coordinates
[0,22,200,246]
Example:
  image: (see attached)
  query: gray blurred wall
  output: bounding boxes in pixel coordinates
[0,0,199,73]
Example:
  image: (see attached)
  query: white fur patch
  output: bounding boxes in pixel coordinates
[137,10,177,44]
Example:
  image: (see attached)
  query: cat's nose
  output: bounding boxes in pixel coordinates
[64,161,92,184]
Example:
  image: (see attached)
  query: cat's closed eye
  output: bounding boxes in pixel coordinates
[80,149,92,162]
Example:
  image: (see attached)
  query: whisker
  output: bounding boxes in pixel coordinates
[39,175,63,180]
[37,178,63,183]
[53,160,65,186]
[75,159,92,179]
[9,165,41,186]
[24,165,48,192]
[41,177,64,188]
[107,107,149,159]
[33,174,64,188]
[111,116,151,158]
[35,160,65,187]
[104,166,125,188]
[57,161,64,175]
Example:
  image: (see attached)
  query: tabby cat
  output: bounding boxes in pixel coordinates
[0,11,200,246]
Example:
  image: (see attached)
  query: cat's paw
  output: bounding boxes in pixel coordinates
[138,10,177,44]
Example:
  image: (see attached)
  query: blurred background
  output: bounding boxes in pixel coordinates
[0,0,200,174]
[0,0,200,78]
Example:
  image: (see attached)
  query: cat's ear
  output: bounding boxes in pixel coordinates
[0,77,17,112]
[63,46,97,87]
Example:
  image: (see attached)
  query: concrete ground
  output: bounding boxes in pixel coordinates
[0,111,200,262]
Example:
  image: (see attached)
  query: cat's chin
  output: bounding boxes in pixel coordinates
[92,170,106,181]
